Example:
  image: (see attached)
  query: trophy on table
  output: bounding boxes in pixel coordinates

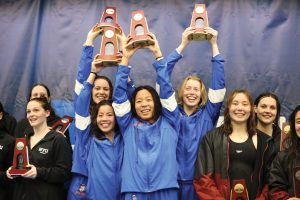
[50,115,73,135]
[293,166,300,197]
[127,10,154,49]
[280,122,290,151]
[9,138,30,175]
[230,179,249,200]
[94,6,122,67]
[189,4,212,40]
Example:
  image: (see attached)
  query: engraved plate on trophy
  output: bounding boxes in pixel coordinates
[50,115,73,135]
[189,4,212,40]
[293,166,300,197]
[127,10,154,49]
[230,179,249,200]
[9,138,30,175]
[94,27,122,67]
[280,122,290,151]
[97,6,121,33]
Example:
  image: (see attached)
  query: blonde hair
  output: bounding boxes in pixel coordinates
[177,75,208,108]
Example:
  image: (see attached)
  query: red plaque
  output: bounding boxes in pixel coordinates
[189,4,212,40]
[94,27,122,67]
[50,115,73,135]
[293,166,300,198]
[97,6,121,33]
[127,10,154,49]
[9,138,30,175]
[280,122,290,151]
[230,179,249,200]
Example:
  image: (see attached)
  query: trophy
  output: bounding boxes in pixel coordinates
[189,4,212,40]
[230,179,249,200]
[9,138,30,175]
[280,122,290,151]
[293,166,300,197]
[94,26,122,67]
[50,115,73,135]
[127,10,154,49]
[97,6,121,33]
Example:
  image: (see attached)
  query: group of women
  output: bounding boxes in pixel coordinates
[0,23,299,200]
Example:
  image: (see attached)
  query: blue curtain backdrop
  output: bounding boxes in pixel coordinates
[0,0,299,142]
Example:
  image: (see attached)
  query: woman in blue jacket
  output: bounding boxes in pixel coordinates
[113,33,180,200]
[163,26,225,199]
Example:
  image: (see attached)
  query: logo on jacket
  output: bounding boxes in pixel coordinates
[0,145,3,150]
[236,150,243,153]
[38,147,48,154]
[75,184,86,196]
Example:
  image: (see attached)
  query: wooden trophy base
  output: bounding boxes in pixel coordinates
[9,167,31,176]
[127,36,154,49]
[96,23,122,35]
[189,32,212,41]
[94,54,122,67]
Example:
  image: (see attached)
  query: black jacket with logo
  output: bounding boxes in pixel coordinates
[12,130,72,200]
[0,130,15,200]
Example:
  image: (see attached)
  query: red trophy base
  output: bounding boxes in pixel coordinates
[94,54,122,67]
[127,35,154,49]
[9,167,31,176]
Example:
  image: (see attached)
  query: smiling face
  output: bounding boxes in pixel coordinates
[26,100,50,128]
[135,89,155,123]
[96,104,116,135]
[92,78,111,103]
[295,111,300,138]
[182,79,202,111]
[229,93,251,125]
[255,96,277,126]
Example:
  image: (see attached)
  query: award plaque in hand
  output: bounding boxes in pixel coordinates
[9,138,30,175]
[280,122,290,151]
[50,115,73,135]
[97,6,121,34]
[230,179,249,200]
[127,10,154,49]
[94,26,122,67]
[189,4,212,40]
[293,166,300,198]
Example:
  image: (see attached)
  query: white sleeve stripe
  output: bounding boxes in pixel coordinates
[208,88,226,103]
[160,92,177,112]
[112,100,131,117]
[74,80,83,96]
[75,113,91,131]
[155,83,160,95]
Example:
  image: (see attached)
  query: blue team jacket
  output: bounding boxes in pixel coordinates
[71,81,123,200]
[112,59,180,193]
[166,50,226,181]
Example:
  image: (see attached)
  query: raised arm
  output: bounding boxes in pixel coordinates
[112,35,139,133]
[74,24,101,105]
[204,27,226,124]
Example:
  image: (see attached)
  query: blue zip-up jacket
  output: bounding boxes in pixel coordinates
[112,59,180,193]
[72,81,123,200]
[166,49,226,181]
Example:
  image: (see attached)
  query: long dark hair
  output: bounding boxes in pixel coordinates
[89,75,113,114]
[130,85,162,123]
[254,92,281,128]
[91,99,119,139]
[285,105,300,162]
[222,89,256,137]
